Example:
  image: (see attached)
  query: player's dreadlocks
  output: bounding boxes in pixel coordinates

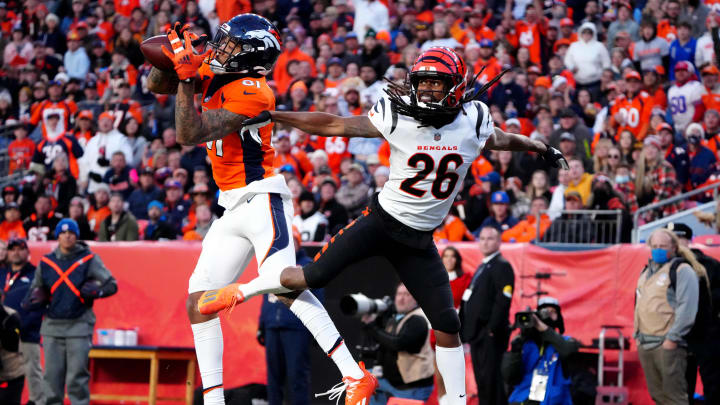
[383,66,510,128]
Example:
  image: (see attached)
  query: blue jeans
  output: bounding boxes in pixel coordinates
[370,377,434,405]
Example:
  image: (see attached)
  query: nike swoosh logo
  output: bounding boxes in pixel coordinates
[244,91,256,95]
[247,195,256,204]
[459,395,466,398]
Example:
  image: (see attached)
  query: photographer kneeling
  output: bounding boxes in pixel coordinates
[360,283,434,405]
[502,297,580,405]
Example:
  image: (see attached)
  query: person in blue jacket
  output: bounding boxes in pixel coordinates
[258,227,323,405]
[0,238,44,405]
[501,297,580,405]
[684,123,717,191]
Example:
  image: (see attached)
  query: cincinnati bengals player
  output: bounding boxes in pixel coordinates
[235,47,568,405]
[146,15,374,405]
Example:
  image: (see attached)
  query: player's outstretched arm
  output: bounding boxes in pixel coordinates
[488,127,569,169]
[175,81,247,145]
[243,111,382,138]
[146,67,203,95]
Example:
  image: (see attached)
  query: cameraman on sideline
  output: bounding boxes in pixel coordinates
[502,297,580,405]
[360,283,434,405]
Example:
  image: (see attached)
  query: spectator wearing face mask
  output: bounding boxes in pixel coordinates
[683,123,716,190]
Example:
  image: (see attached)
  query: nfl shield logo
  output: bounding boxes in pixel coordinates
[434,133,441,141]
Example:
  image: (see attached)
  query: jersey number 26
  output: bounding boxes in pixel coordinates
[400,153,463,199]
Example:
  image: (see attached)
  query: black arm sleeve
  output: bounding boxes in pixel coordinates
[540,329,580,359]
[364,315,429,354]
[0,313,21,352]
[313,224,327,242]
[488,262,514,335]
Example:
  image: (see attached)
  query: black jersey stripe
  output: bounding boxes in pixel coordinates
[475,103,485,139]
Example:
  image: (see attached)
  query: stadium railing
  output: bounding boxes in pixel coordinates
[536,209,622,248]
[632,183,720,243]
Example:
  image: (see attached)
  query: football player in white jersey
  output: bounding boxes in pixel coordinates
[203,47,568,404]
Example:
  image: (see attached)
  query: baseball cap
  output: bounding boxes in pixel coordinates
[505,118,521,128]
[564,190,582,202]
[702,65,719,76]
[479,39,493,48]
[7,238,27,249]
[656,122,673,134]
[77,110,93,120]
[643,135,662,149]
[94,183,111,194]
[332,36,345,44]
[290,80,308,93]
[278,164,295,174]
[479,171,501,185]
[55,218,80,238]
[560,17,574,27]
[164,179,183,189]
[491,191,510,204]
[527,65,542,74]
[349,163,365,173]
[675,61,692,72]
[345,32,358,40]
[147,200,164,211]
[666,222,693,239]
[98,111,114,122]
[140,167,155,176]
[559,132,576,142]
[553,38,571,53]
[534,76,552,88]
[2,185,17,196]
[4,202,19,210]
[624,70,641,81]
[327,57,344,67]
[559,108,576,118]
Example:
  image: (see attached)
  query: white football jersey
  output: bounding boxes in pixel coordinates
[668,81,707,133]
[368,95,494,231]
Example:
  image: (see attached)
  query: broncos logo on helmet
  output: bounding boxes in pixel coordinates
[207,13,282,75]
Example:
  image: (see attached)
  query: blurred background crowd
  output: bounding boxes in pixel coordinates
[0,0,718,244]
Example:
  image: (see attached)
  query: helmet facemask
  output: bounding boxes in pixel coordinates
[207,28,243,74]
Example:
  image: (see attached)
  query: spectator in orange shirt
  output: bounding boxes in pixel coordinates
[502,196,551,243]
[473,39,502,85]
[87,183,112,234]
[6,120,35,174]
[274,33,318,95]
[183,204,215,241]
[0,203,26,242]
[433,212,475,243]
[559,17,577,42]
[273,131,313,180]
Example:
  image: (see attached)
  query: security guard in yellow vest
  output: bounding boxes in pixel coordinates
[635,228,708,405]
[361,283,434,405]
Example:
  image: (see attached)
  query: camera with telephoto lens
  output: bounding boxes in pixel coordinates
[340,293,392,317]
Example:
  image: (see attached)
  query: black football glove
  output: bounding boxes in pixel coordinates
[541,144,569,170]
[80,280,104,299]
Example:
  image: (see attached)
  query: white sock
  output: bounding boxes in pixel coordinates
[290,290,364,379]
[436,345,466,405]
[238,271,290,300]
[191,317,225,405]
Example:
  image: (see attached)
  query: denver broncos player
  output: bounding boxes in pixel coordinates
[233,47,568,405]
[146,15,375,405]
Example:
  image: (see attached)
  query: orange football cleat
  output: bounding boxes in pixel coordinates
[197,283,245,315]
[315,362,378,405]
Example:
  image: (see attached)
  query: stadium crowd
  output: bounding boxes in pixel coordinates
[0,0,719,244]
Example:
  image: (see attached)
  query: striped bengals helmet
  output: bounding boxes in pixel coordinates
[409,47,467,108]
